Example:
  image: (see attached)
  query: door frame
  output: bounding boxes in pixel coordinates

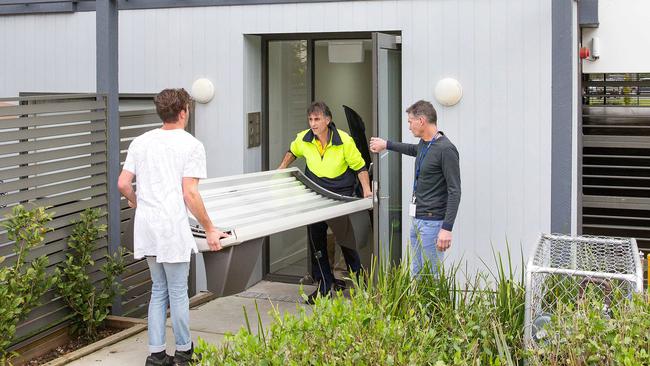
[260,31,401,282]
[371,32,402,268]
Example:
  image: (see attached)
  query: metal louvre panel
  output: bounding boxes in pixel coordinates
[0,111,105,129]
[0,131,106,155]
[0,185,107,219]
[217,197,338,229]
[201,180,303,203]
[0,120,106,143]
[0,154,106,180]
[581,77,650,252]
[0,143,106,169]
[119,112,160,127]
[0,100,105,117]
[1,164,106,192]
[190,168,372,250]
[0,175,106,206]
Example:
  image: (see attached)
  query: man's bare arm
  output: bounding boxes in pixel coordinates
[182,177,228,250]
[183,177,214,231]
[117,170,137,207]
[278,151,296,169]
[357,170,372,198]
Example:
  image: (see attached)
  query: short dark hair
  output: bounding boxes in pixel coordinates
[406,100,437,125]
[154,88,192,123]
[307,101,332,119]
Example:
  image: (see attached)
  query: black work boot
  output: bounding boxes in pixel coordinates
[172,343,195,366]
[145,351,173,366]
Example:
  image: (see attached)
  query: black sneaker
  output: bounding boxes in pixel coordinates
[172,344,195,366]
[333,278,347,290]
[305,288,331,305]
[145,351,173,366]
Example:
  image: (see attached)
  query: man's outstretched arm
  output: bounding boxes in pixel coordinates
[370,137,418,157]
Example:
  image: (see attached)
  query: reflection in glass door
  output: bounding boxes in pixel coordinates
[267,40,310,278]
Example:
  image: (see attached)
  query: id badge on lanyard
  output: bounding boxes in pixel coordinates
[410,134,439,217]
[409,196,417,217]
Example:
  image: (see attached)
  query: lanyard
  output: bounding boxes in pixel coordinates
[412,133,440,201]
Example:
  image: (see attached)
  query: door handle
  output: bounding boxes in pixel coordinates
[372,181,378,204]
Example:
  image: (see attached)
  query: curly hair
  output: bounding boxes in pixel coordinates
[154,88,191,123]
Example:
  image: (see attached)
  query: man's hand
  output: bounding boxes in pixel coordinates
[436,229,452,251]
[362,188,373,198]
[128,199,137,208]
[206,229,229,251]
[278,151,296,170]
[369,137,387,153]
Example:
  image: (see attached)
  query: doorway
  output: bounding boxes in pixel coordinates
[262,32,402,282]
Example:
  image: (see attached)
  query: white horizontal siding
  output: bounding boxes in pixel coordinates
[0,0,552,274]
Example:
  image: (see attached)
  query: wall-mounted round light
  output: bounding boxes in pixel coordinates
[191,78,215,104]
[434,78,463,107]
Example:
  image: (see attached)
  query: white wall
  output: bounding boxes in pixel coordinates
[0,0,553,277]
[582,0,650,73]
[314,44,373,139]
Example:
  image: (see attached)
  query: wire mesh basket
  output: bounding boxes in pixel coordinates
[524,233,644,345]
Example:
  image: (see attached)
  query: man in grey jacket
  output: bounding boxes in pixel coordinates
[370,100,461,276]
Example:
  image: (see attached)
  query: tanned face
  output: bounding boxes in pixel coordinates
[407,112,425,138]
[308,111,331,138]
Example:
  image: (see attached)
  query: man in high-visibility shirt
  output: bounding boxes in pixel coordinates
[278,101,372,303]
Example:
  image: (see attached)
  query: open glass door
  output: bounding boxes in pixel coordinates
[372,33,402,267]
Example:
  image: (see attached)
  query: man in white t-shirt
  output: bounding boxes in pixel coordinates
[118,88,228,366]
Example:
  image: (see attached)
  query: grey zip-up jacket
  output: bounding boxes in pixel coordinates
[387,133,461,231]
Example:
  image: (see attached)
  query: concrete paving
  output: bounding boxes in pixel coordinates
[67,281,315,366]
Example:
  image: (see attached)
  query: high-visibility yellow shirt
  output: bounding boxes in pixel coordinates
[315,132,332,157]
[289,123,366,180]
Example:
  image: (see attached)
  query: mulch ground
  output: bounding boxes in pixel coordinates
[25,327,122,365]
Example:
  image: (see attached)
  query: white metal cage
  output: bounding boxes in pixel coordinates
[524,233,644,345]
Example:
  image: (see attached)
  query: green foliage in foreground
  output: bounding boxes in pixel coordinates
[529,293,650,366]
[194,249,528,366]
[55,208,127,342]
[194,243,650,366]
[0,206,57,363]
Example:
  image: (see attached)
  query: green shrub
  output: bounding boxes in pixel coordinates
[528,293,650,366]
[194,251,526,366]
[0,206,58,363]
[55,208,127,342]
[194,244,649,365]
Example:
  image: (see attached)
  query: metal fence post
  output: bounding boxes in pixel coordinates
[97,0,122,315]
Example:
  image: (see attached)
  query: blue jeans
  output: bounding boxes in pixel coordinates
[146,257,191,353]
[409,218,444,277]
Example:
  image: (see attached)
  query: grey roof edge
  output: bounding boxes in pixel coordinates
[0,0,362,16]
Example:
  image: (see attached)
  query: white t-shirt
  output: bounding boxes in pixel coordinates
[122,128,207,263]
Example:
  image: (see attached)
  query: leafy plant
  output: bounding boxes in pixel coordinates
[0,206,57,363]
[55,208,127,342]
[528,293,650,365]
[194,247,527,366]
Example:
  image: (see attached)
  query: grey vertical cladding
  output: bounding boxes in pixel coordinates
[96,0,122,315]
[552,0,573,234]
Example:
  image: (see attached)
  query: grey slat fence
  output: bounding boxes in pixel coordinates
[0,94,110,350]
[1,93,196,350]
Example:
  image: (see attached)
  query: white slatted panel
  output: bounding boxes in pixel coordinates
[0,0,553,274]
[191,168,371,249]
